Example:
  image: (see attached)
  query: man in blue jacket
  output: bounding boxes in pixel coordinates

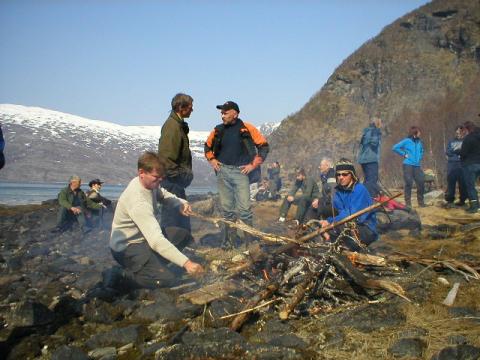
[392,126,426,208]
[319,159,377,250]
[358,118,382,197]
[445,125,467,208]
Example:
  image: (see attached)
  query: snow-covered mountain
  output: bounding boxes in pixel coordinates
[0,104,213,185]
[258,122,280,137]
[0,104,281,185]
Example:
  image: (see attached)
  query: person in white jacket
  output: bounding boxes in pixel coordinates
[110,151,203,289]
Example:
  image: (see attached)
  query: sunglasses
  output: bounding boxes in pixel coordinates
[336,172,351,177]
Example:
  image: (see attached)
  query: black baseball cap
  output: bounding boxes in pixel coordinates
[88,179,104,187]
[216,101,240,113]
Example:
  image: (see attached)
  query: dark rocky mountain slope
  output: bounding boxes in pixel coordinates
[269,0,480,184]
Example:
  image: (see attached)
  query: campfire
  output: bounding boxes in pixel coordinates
[177,194,480,333]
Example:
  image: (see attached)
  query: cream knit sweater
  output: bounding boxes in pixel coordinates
[110,177,188,267]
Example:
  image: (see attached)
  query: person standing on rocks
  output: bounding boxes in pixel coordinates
[392,126,426,209]
[319,159,378,250]
[53,175,103,234]
[278,168,320,225]
[204,101,269,249]
[444,125,467,208]
[459,121,480,213]
[357,117,382,197]
[158,93,194,232]
[110,152,203,289]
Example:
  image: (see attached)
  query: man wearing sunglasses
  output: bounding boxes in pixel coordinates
[319,159,378,250]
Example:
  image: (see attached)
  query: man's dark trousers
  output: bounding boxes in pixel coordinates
[463,164,480,204]
[279,195,311,223]
[161,178,191,232]
[111,226,192,289]
[445,164,467,203]
[361,162,380,197]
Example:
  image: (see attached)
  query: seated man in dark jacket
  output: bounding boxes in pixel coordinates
[53,175,103,233]
[87,178,112,227]
[305,158,337,221]
[319,159,378,251]
[278,168,319,225]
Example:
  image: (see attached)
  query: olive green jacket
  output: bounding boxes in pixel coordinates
[158,111,193,188]
[58,186,102,210]
[288,177,320,200]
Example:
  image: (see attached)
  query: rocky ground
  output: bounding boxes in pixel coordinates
[0,192,479,360]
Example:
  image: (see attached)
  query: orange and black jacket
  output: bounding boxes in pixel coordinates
[204,119,269,168]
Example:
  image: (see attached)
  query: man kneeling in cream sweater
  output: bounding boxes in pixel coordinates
[110,151,204,289]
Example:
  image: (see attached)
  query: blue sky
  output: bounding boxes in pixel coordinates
[0,0,429,130]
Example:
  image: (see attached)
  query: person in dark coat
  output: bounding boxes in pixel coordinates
[158,93,194,231]
[444,125,467,208]
[357,118,382,197]
[278,168,320,225]
[459,121,480,213]
[87,178,112,227]
[305,158,337,221]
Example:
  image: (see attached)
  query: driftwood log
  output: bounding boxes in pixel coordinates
[230,282,279,331]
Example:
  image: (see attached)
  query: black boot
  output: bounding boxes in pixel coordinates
[220,223,236,250]
[466,200,479,214]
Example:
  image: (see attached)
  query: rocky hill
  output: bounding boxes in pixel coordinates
[0,104,215,185]
[269,0,480,184]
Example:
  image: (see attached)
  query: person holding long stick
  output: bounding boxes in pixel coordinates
[319,159,378,250]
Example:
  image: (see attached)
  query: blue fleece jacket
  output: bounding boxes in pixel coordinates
[392,137,424,166]
[327,182,377,236]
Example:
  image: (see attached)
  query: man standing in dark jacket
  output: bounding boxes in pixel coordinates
[278,168,320,225]
[445,126,467,208]
[53,175,102,233]
[158,93,194,231]
[459,121,480,213]
[204,101,269,248]
[358,118,382,197]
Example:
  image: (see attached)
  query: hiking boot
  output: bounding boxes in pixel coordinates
[454,201,466,207]
[466,201,479,214]
[444,202,455,209]
[418,203,429,208]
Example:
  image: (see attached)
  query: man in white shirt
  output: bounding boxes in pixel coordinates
[110,151,203,289]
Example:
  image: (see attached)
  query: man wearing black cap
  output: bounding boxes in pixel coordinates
[204,101,269,249]
[319,159,378,250]
[158,93,194,231]
[87,179,112,207]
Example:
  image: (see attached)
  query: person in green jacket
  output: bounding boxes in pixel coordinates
[52,175,103,233]
[158,93,194,232]
[278,168,320,225]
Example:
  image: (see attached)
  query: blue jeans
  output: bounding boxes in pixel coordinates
[463,163,480,203]
[217,165,252,225]
[361,162,381,197]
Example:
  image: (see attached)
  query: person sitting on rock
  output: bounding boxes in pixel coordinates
[305,157,337,222]
[319,159,378,251]
[109,151,204,289]
[278,168,320,225]
[86,178,112,227]
[52,175,103,234]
